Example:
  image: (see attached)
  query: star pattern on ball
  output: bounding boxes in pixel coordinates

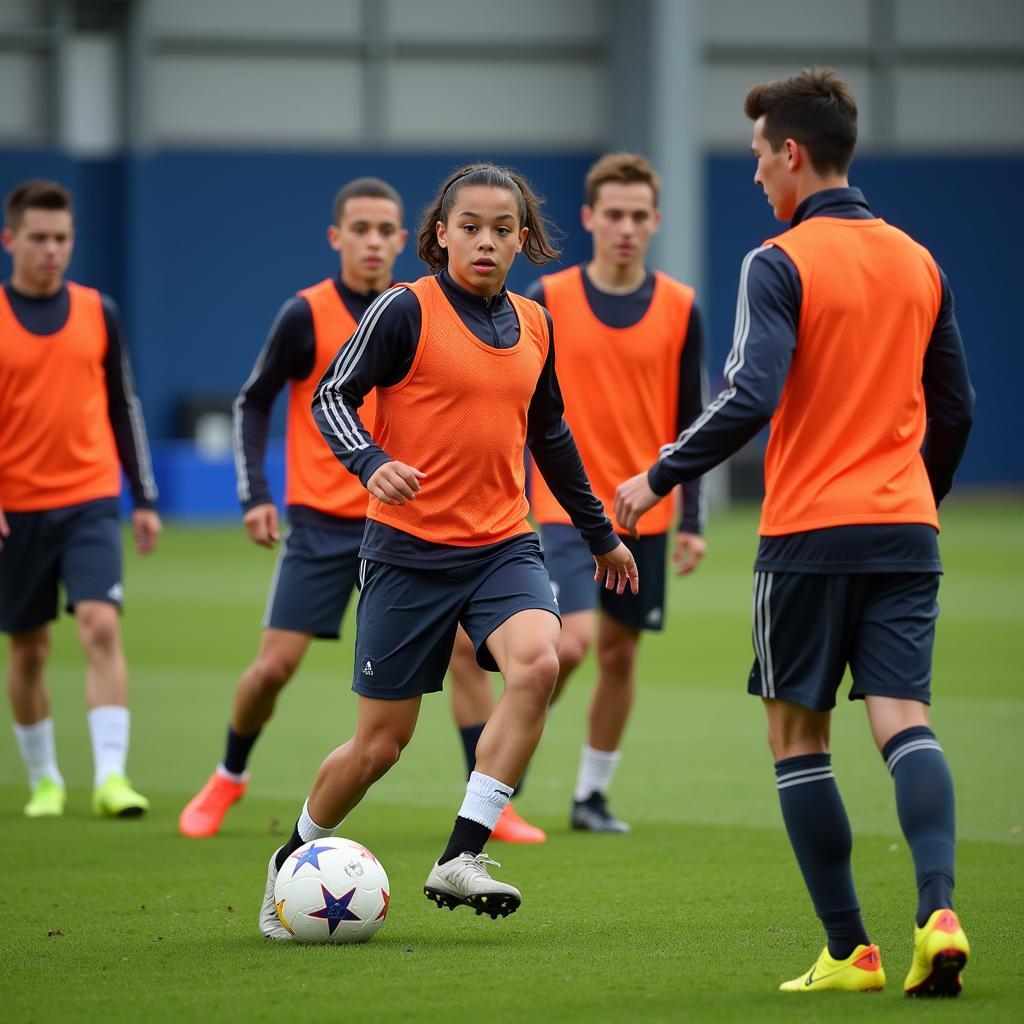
[309,885,361,935]
[290,842,332,873]
[375,889,390,921]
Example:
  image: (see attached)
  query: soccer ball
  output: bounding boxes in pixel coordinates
[273,837,390,944]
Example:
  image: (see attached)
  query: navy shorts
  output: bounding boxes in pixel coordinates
[264,512,364,639]
[0,497,123,634]
[540,523,666,631]
[747,570,941,711]
[352,535,560,700]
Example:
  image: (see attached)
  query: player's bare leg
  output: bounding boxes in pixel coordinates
[232,628,311,734]
[75,600,147,816]
[425,609,560,918]
[864,696,966,996]
[8,626,65,816]
[549,609,594,703]
[308,695,422,825]
[572,615,638,832]
[181,628,312,837]
[449,626,546,843]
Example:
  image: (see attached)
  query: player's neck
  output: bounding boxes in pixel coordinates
[10,269,63,298]
[794,174,850,211]
[585,258,646,295]
[340,266,390,296]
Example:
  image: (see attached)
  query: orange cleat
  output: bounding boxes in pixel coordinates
[179,771,247,838]
[490,802,547,844]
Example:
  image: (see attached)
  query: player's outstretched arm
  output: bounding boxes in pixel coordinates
[614,472,661,537]
[593,542,639,595]
[243,502,279,548]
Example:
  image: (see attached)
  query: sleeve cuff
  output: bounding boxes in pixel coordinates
[587,528,621,557]
[647,464,675,497]
[357,452,393,488]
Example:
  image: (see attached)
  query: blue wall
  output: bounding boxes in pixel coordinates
[2,147,1020,491]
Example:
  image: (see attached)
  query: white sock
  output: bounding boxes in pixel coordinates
[574,745,621,802]
[457,770,513,830]
[216,764,248,784]
[297,798,339,842]
[88,705,130,787]
[12,718,63,789]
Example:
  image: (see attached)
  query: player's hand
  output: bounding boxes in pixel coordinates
[0,505,8,552]
[132,509,162,555]
[593,542,639,595]
[614,471,660,537]
[367,461,426,505]
[673,531,706,576]
[243,503,280,548]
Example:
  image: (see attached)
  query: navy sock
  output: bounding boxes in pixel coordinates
[458,723,485,778]
[882,726,956,927]
[775,753,869,959]
[274,821,304,872]
[438,816,491,865]
[223,726,261,775]
[457,722,527,795]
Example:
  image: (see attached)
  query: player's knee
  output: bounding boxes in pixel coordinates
[358,734,404,780]
[76,605,120,656]
[10,630,51,677]
[252,652,298,692]
[510,647,559,708]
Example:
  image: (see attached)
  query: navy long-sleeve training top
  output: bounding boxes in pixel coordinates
[647,188,975,572]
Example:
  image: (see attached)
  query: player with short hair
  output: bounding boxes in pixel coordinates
[615,69,974,996]
[178,178,408,838]
[1,179,160,818]
[258,163,638,938]
[450,152,706,835]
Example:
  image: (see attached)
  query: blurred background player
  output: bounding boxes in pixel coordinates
[260,164,638,938]
[0,180,160,818]
[450,153,706,835]
[616,69,974,995]
[178,178,407,838]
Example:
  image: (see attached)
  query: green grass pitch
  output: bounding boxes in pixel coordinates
[1,498,1021,1022]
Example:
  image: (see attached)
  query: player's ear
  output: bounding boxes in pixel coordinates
[327,224,342,252]
[435,220,448,250]
[395,227,409,254]
[581,204,594,232]
[516,226,529,253]
[785,138,801,172]
[0,227,14,253]
[650,208,662,234]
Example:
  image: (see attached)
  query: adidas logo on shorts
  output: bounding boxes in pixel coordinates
[362,660,374,677]
[645,606,662,627]
[107,582,124,603]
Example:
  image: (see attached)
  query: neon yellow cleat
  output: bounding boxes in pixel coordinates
[779,943,885,993]
[904,909,969,997]
[24,778,66,817]
[92,773,150,817]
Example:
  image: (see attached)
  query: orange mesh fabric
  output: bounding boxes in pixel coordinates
[530,266,694,535]
[0,282,121,511]
[288,279,373,517]
[760,217,942,536]
[368,276,547,546]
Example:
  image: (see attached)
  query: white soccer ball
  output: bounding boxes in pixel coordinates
[273,837,390,944]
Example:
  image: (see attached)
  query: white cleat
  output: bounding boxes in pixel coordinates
[259,848,293,940]
[423,852,522,919]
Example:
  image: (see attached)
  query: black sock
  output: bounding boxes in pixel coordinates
[775,753,869,960]
[438,816,491,865]
[458,723,485,778]
[274,821,305,872]
[882,726,956,927]
[223,726,261,775]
